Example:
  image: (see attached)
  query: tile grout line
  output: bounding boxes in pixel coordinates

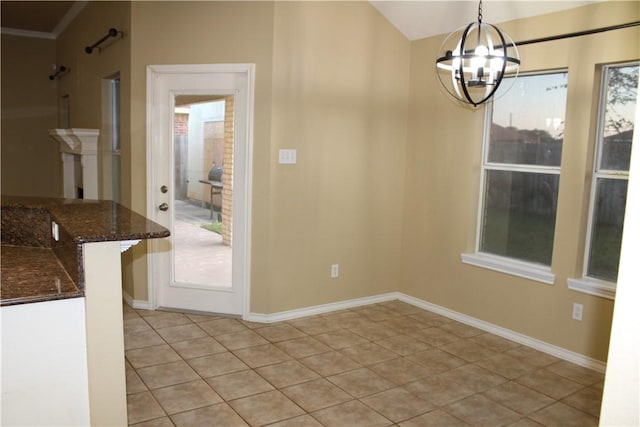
[124,303,602,426]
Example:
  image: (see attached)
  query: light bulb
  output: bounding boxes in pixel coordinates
[471,45,488,81]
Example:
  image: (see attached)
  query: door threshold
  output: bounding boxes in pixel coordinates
[157,306,242,319]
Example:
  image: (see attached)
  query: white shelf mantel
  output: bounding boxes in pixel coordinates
[48,128,99,155]
[48,129,100,199]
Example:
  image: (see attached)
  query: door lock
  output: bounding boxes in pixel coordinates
[160,185,168,193]
[158,203,169,211]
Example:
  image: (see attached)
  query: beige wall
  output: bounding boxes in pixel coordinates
[128,1,409,308]
[402,1,640,362]
[263,1,410,313]
[55,1,131,202]
[1,35,59,197]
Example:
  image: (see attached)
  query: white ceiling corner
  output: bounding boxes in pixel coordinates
[53,1,87,39]
[369,1,606,41]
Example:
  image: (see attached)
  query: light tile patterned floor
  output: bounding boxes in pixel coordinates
[124,301,603,426]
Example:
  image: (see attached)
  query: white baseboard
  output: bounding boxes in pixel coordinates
[396,293,606,373]
[245,292,401,323]
[246,291,606,373]
[121,291,152,310]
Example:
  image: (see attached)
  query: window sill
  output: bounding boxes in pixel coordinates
[460,252,555,285]
[567,277,615,300]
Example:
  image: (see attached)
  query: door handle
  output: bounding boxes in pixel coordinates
[158,203,169,211]
[160,185,168,193]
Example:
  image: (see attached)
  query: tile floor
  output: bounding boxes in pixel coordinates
[124,300,603,426]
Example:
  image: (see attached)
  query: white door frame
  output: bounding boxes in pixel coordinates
[145,63,254,317]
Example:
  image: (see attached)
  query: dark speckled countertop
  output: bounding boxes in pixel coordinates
[1,196,169,306]
[2,196,169,243]
[1,246,83,304]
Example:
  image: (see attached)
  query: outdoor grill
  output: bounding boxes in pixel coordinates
[201,165,223,220]
[208,165,223,183]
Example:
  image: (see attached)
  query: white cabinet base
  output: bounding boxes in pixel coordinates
[1,298,91,426]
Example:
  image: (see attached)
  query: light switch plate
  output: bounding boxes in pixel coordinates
[279,149,297,164]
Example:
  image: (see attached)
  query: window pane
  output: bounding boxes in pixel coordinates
[480,170,559,265]
[588,178,628,281]
[111,154,120,204]
[488,72,567,166]
[111,78,121,152]
[600,65,637,171]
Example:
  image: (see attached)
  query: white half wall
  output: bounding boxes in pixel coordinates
[1,298,90,426]
[599,78,640,427]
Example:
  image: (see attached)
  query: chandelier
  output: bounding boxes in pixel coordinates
[436,0,520,107]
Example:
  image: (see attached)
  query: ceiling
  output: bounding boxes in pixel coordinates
[0,0,602,41]
[370,1,603,41]
[1,1,74,35]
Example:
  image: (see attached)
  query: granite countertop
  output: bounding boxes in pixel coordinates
[1,196,169,244]
[1,246,83,305]
[1,196,170,306]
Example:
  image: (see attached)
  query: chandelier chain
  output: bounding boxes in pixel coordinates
[477,0,483,23]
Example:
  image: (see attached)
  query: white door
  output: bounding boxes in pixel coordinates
[147,64,254,316]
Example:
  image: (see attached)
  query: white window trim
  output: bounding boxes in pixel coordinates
[461,252,555,285]
[567,277,615,300]
[463,70,566,284]
[568,62,637,299]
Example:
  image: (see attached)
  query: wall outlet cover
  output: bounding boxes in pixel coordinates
[278,149,297,164]
[331,264,339,278]
[572,303,583,321]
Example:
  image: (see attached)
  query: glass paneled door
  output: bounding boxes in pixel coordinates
[173,97,232,288]
[147,64,254,316]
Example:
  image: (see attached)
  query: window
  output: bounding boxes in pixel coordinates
[110,77,121,203]
[462,71,569,284]
[569,62,638,298]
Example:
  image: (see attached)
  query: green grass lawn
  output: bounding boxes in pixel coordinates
[201,221,223,235]
[481,208,555,265]
[588,224,623,281]
[482,208,621,280]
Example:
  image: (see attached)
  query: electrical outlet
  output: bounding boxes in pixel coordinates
[331,264,339,278]
[572,303,583,321]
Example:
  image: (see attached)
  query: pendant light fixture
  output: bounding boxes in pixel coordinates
[436,0,520,107]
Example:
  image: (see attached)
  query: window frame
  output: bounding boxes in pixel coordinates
[100,74,122,203]
[111,76,122,204]
[110,77,121,153]
[568,61,638,299]
[462,69,570,285]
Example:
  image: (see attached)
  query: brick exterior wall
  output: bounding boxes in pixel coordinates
[222,96,234,246]
[203,121,224,207]
[174,113,188,135]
